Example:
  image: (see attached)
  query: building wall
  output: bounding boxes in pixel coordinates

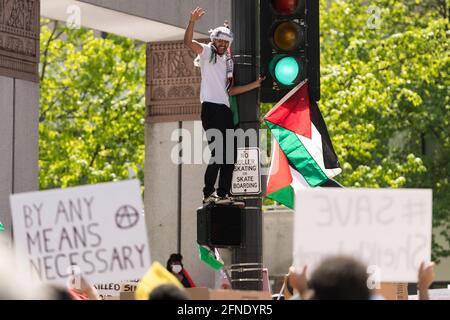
[433,229,450,281]
[80,0,231,34]
[144,122,179,266]
[0,77,39,244]
[0,0,40,244]
[263,209,294,276]
[436,258,450,281]
[0,77,13,244]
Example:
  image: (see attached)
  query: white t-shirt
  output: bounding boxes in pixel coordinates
[198,43,230,107]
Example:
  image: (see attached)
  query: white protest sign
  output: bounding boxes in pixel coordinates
[231,147,261,195]
[10,180,151,286]
[409,288,450,300]
[293,188,432,282]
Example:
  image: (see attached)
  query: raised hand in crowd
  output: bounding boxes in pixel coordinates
[418,261,435,300]
[288,265,312,300]
[67,274,100,300]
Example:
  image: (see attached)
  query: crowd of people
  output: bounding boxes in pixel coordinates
[0,237,437,300]
[0,242,193,300]
[286,256,435,300]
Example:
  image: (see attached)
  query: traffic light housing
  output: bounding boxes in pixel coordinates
[197,204,243,248]
[260,0,320,102]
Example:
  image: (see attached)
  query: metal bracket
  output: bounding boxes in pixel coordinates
[233,54,254,66]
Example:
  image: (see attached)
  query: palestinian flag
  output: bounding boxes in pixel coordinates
[198,245,224,270]
[265,80,341,207]
[266,139,311,209]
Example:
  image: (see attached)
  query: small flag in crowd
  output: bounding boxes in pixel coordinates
[198,245,224,270]
[265,80,341,208]
[135,261,184,300]
[0,221,4,231]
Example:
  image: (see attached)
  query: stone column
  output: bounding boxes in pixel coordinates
[145,40,218,287]
[0,0,40,244]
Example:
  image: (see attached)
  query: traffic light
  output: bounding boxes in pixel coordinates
[260,0,320,102]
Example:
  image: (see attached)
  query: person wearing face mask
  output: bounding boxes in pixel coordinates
[166,253,196,288]
[184,7,265,205]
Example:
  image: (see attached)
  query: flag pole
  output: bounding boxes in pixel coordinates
[321,179,344,188]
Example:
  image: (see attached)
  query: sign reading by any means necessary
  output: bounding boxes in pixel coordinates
[231,147,261,195]
[10,180,151,286]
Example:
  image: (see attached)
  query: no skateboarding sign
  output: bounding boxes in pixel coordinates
[231,148,261,195]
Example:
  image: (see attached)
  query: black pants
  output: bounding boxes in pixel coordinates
[201,102,237,197]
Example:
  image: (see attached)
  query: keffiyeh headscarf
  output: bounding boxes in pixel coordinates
[194,25,234,89]
[208,26,234,45]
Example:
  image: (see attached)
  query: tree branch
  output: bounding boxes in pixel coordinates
[88,144,101,168]
[40,21,65,82]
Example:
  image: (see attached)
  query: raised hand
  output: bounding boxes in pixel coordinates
[418,261,435,290]
[190,7,206,23]
[288,265,308,296]
[417,261,435,300]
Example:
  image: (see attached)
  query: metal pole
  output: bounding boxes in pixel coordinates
[231,0,263,291]
[177,121,182,253]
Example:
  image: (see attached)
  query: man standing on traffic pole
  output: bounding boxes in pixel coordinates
[184,7,264,205]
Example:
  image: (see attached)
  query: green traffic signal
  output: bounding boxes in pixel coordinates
[270,55,302,87]
[274,56,299,86]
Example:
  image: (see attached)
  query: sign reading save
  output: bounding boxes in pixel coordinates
[10,180,150,285]
[293,188,432,283]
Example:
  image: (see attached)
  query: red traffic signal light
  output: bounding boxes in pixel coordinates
[270,0,304,15]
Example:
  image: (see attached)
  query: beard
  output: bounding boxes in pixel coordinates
[217,46,227,55]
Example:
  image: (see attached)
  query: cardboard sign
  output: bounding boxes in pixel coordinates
[10,180,151,285]
[93,279,139,300]
[185,288,272,300]
[376,283,408,300]
[293,188,432,282]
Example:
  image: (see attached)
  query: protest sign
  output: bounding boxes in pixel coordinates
[293,188,432,282]
[10,180,150,286]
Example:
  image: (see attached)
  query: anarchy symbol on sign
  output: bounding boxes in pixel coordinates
[115,205,140,229]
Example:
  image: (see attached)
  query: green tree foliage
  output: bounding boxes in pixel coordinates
[39,20,146,190]
[262,0,449,260]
